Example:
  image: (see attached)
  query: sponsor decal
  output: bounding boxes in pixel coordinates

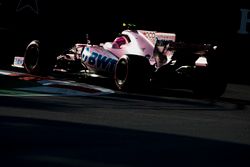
[156,32,176,42]
[140,30,157,44]
[82,47,117,72]
[13,57,24,68]
[140,30,176,45]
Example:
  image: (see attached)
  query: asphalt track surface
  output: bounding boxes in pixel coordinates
[0,69,250,167]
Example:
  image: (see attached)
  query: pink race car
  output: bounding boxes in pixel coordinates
[13,29,227,97]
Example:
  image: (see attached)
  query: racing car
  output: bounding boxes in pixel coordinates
[13,29,227,97]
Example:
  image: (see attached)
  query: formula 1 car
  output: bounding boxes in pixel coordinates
[13,29,227,97]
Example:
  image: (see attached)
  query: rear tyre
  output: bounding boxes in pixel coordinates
[114,55,151,91]
[192,68,226,98]
[193,46,227,98]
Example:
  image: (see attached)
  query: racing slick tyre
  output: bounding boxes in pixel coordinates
[114,54,151,91]
[192,68,226,98]
[192,47,227,98]
[24,40,56,75]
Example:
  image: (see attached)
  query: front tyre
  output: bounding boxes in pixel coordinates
[24,40,55,75]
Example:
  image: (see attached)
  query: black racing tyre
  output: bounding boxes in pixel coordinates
[192,67,227,98]
[192,46,227,98]
[24,40,55,75]
[114,54,151,91]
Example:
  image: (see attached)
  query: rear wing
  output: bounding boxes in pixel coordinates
[155,39,216,56]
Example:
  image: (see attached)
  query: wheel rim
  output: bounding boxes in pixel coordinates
[115,58,128,86]
[25,45,40,71]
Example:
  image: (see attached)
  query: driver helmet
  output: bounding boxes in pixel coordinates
[112,36,127,48]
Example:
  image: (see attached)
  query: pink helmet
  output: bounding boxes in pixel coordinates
[112,36,127,48]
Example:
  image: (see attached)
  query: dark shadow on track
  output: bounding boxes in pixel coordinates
[79,77,250,109]
[82,77,250,110]
[0,116,249,167]
[1,67,250,109]
[0,94,227,112]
